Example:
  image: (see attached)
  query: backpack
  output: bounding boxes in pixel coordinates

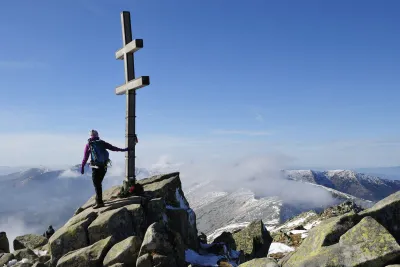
[88,139,110,167]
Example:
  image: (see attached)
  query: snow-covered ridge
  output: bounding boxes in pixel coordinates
[283,169,400,201]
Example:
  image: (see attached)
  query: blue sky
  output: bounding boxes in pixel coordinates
[0,0,400,169]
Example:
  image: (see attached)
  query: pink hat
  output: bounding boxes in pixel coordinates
[89,129,99,138]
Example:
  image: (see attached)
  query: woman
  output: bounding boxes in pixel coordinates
[81,130,128,208]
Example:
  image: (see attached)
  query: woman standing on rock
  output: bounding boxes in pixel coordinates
[81,130,129,208]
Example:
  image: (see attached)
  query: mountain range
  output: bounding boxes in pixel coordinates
[1,164,399,247]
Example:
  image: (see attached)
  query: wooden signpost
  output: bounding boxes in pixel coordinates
[115,11,150,185]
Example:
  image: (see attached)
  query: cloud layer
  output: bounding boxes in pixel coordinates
[1,130,400,169]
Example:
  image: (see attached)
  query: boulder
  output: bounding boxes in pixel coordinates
[232,220,273,261]
[145,198,166,227]
[0,253,14,266]
[75,193,144,216]
[65,208,99,227]
[0,232,10,253]
[359,191,400,242]
[137,222,185,267]
[136,254,152,267]
[88,207,134,244]
[49,217,93,263]
[56,236,115,267]
[213,231,236,251]
[278,251,294,267]
[338,216,400,265]
[283,216,400,267]
[238,258,279,267]
[152,253,179,266]
[125,204,146,238]
[139,173,189,208]
[38,254,50,263]
[103,236,142,267]
[166,207,198,250]
[14,234,48,251]
[137,172,180,187]
[79,186,122,211]
[13,248,39,262]
[284,211,360,265]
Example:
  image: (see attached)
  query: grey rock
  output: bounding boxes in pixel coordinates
[103,236,142,267]
[0,253,14,266]
[14,234,48,251]
[13,248,39,262]
[0,232,10,253]
[48,217,93,263]
[56,236,115,267]
[88,207,134,245]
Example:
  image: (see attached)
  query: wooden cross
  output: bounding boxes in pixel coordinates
[115,11,150,184]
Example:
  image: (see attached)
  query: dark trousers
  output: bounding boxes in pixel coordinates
[92,167,107,204]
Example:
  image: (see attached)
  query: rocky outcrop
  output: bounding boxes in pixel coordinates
[232,220,273,261]
[0,172,201,267]
[2,170,399,267]
[0,232,10,253]
[14,234,48,251]
[282,190,400,267]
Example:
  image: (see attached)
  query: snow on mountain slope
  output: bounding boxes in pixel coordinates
[186,186,283,237]
[283,169,400,201]
[187,172,376,240]
[0,166,29,176]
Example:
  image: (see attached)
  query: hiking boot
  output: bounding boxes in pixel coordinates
[93,202,105,209]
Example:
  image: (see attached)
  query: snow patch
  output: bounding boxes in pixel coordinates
[33,249,48,257]
[185,249,238,266]
[271,211,317,233]
[268,242,295,255]
[175,188,189,209]
[5,258,30,266]
[288,230,309,239]
[304,220,321,230]
[162,213,168,223]
[207,222,250,243]
[289,230,307,235]
[187,208,196,226]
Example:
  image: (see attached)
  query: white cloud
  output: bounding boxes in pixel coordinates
[176,154,335,207]
[1,130,400,170]
[0,132,126,167]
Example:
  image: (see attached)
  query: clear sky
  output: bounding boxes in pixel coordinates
[0,0,399,169]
